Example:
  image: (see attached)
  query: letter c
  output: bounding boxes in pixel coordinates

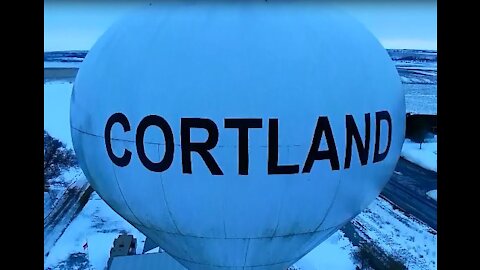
[105,112,132,167]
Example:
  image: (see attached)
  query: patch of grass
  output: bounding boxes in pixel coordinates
[352,241,407,270]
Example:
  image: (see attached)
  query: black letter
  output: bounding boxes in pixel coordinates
[136,115,175,172]
[268,119,299,174]
[105,113,132,167]
[344,113,370,169]
[302,116,340,173]
[373,111,392,163]
[225,118,263,175]
[181,118,223,175]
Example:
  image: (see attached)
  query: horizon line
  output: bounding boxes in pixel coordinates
[44,48,438,53]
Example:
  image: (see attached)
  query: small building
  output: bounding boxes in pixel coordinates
[107,234,137,269]
[106,234,185,270]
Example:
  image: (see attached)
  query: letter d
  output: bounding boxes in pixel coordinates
[373,111,392,163]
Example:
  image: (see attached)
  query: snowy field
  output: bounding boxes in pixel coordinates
[352,198,437,270]
[403,84,437,115]
[426,190,437,201]
[45,61,82,69]
[293,231,358,270]
[45,192,147,270]
[401,136,437,172]
[44,81,75,148]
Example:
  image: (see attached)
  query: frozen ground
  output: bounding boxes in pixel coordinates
[401,136,437,172]
[426,190,437,201]
[403,84,437,115]
[391,49,437,115]
[45,61,82,69]
[44,81,74,148]
[293,230,358,270]
[44,192,147,270]
[352,197,437,270]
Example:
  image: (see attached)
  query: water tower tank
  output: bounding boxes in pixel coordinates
[71,3,405,269]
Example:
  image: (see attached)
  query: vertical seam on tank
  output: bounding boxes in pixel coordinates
[243,238,251,269]
[313,175,342,231]
[111,164,146,227]
[221,143,227,239]
[158,144,184,235]
[222,194,227,238]
[271,145,290,237]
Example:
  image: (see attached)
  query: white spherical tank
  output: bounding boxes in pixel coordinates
[70,3,405,270]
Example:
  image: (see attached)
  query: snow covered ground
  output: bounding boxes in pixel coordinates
[44,81,74,148]
[45,61,82,69]
[44,192,147,270]
[426,190,437,201]
[352,197,437,270]
[293,231,358,270]
[404,84,436,115]
[401,136,437,172]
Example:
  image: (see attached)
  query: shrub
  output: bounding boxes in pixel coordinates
[44,130,77,190]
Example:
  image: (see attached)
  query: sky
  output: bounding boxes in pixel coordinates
[44,1,436,52]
